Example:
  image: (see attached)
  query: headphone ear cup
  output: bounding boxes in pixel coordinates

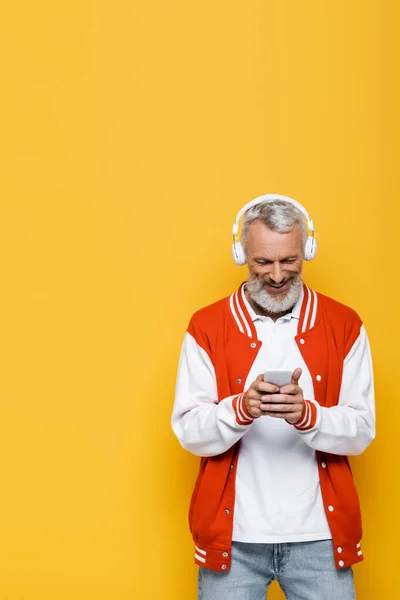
[232,241,247,266]
[304,236,317,261]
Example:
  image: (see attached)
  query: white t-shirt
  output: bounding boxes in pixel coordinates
[232,287,332,543]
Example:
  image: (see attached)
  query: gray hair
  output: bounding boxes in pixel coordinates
[240,200,307,253]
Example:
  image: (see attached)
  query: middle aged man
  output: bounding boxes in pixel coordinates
[172,194,375,600]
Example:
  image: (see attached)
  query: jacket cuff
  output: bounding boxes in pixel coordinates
[232,393,254,426]
[293,399,319,431]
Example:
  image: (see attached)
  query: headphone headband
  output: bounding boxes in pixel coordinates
[232,194,314,236]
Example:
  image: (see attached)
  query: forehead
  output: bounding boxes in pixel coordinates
[246,221,303,258]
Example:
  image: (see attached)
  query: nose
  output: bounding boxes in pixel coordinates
[269,262,284,283]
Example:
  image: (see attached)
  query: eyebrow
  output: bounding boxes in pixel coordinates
[255,255,298,261]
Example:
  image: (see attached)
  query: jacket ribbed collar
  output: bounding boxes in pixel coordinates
[228,282,319,340]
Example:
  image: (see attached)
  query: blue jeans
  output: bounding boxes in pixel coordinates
[198,540,356,600]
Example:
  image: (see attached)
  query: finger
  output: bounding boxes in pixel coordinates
[260,393,297,404]
[243,394,263,418]
[278,383,302,395]
[257,381,280,394]
[260,403,294,412]
[247,390,265,403]
[291,368,302,385]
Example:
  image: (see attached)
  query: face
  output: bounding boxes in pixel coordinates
[245,221,304,314]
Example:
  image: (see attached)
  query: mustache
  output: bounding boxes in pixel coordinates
[262,276,295,288]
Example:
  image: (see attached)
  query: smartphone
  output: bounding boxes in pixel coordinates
[264,369,292,387]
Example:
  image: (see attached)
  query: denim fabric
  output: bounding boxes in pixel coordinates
[198,540,356,600]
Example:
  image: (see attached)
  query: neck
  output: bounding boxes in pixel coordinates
[244,289,291,322]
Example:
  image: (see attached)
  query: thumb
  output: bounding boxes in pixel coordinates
[291,368,302,385]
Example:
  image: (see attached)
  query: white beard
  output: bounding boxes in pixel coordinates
[246,273,303,314]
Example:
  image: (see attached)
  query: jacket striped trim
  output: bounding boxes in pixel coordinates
[194,545,207,563]
[299,286,318,333]
[229,285,258,340]
[294,400,319,430]
[233,393,254,425]
[229,283,318,339]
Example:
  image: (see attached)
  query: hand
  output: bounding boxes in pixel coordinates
[259,368,305,424]
[244,374,281,419]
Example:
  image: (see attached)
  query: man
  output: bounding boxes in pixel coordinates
[172,194,375,599]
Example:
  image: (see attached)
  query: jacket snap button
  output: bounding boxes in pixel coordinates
[222,564,227,570]
[328,505,334,512]
[337,547,342,553]
[300,338,305,344]
[321,462,327,468]
[339,560,344,567]
[250,342,256,348]
[316,375,322,381]
[224,509,230,515]
[236,378,242,384]
[222,552,228,557]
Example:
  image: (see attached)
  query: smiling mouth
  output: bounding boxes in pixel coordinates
[262,280,292,295]
[265,281,289,289]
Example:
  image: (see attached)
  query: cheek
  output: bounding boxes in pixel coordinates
[249,266,265,278]
[295,262,303,274]
[286,262,302,274]
[256,269,270,279]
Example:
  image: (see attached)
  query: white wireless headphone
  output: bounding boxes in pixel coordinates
[232,194,317,266]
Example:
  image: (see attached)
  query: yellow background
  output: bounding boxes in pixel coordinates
[0,1,396,598]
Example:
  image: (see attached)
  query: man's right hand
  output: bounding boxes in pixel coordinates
[244,374,280,418]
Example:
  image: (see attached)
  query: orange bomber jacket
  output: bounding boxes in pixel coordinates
[183,284,373,572]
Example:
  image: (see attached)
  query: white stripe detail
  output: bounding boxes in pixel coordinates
[195,553,206,563]
[301,403,313,429]
[296,402,310,428]
[237,394,251,423]
[195,545,207,556]
[236,394,247,421]
[309,290,318,329]
[302,287,312,333]
[230,294,244,334]
[236,290,252,338]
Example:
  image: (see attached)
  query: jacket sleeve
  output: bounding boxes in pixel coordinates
[171,331,254,457]
[294,325,375,456]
